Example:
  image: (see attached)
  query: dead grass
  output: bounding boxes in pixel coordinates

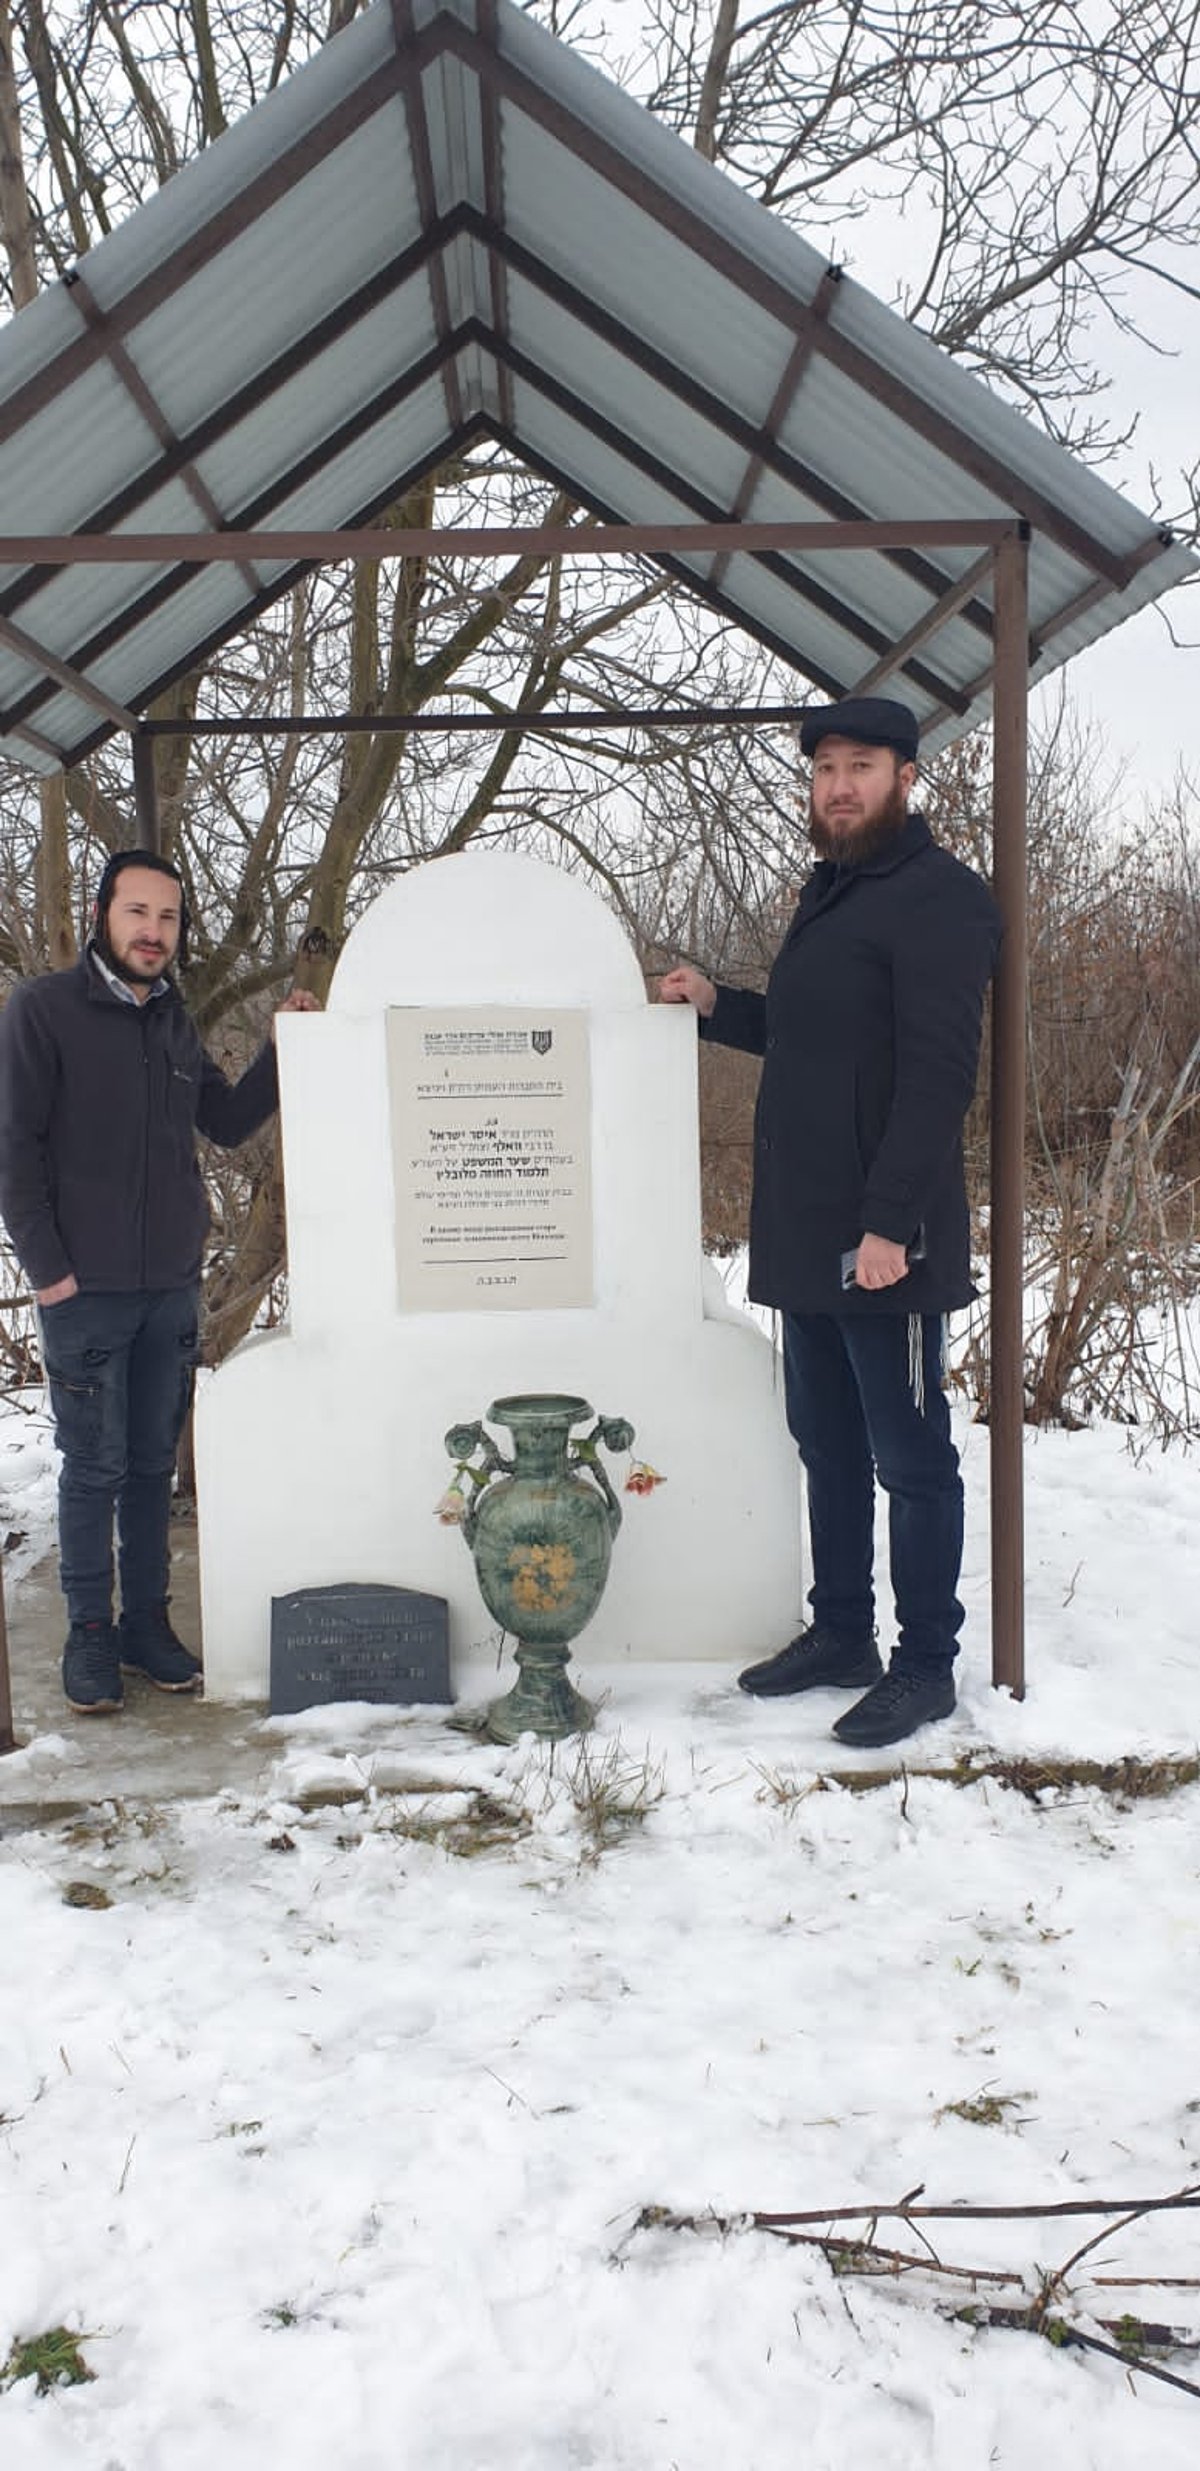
[564,1736,666,1856]
[828,1752,1200,1803]
[371,1784,532,1858]
[936,2088,1034,2128]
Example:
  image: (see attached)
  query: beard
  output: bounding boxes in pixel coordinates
[93,927,171,985]
[808,775,910,865]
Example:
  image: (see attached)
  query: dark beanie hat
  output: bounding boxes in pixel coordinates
[799,696,919,763]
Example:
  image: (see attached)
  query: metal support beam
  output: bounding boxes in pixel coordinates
[851,549,996,697]
[0,519,1022,564]
[989,529,1029,1698]
[131,731,161,853]
[479,340,970,712]
[0,1544,14,1755]
[0,608,137,728]
[136,699,804,737]
[710,264,842,594]
[63,272,262,600]
[0,45,426,456]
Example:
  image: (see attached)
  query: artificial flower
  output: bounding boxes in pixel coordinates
[625,1460,666,1495]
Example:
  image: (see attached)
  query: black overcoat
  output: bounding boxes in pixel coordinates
[702,814,1001,1315]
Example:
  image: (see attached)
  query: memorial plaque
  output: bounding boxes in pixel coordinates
[388,1006,592,1310]
[269,1583,452,1714]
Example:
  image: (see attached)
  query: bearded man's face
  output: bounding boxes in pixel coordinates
[808,737,915,863]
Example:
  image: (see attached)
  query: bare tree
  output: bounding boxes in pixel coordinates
[0,1,1197,1387]
[621,0,1200,499]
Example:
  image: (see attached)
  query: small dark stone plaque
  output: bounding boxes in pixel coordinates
[269,1583,452,1715]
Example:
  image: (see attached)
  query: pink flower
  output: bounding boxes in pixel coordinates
[625,1461,666,1496]
[434,1486,468,1525]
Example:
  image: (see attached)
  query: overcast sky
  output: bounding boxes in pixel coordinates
[1033,314,1200,812]
[838,209,1200,815]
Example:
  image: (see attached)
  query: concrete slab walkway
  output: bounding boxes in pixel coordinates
[0,1517,282,1819]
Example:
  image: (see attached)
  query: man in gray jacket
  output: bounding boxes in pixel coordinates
[0,849,316,1714]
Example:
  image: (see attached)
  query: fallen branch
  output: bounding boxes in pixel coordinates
[761,2229,1023,2286]
[751,2183,1200,2229]
[1096,2275,1200,2289]
[626,2186,1200,2398]
[965,2309,1200,2400]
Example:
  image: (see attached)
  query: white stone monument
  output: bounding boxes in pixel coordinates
[196,851,802,1700]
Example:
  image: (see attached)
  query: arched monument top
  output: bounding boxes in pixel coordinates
[328,850,647,1014]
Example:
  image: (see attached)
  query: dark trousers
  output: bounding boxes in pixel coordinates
[40,1286,199,1626]
[782,1310,964,1671]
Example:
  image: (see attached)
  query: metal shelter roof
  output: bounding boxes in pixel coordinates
[0,0,1191,777]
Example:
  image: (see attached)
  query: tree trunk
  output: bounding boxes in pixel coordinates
[36,770,77,970]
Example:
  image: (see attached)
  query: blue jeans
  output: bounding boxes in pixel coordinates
[782,1310,964,1672]
[40,1286,199,1626]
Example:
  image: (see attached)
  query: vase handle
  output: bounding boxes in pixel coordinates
[569,1415,635,1540]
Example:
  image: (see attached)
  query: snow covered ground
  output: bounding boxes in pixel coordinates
[2,1382,1200,2468]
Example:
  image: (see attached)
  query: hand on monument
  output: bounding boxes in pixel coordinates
[36,1272,78,1306]
[658,964,717,1018]
[853,1233,910,1290]
[272,989,322,1039]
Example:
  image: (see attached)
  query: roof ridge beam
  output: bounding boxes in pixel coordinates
[392,0,465,431]
[476,0,514,431]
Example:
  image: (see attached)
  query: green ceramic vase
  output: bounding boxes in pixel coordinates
[445,1394,634,1743]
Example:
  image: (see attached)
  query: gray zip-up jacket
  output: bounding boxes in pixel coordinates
[0,952,279,1293]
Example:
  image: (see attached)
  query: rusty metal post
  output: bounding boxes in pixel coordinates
[989,528,1029,1696]
[0,1544,15,1753]
[131,728,160,853]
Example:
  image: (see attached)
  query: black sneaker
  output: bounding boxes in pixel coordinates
[738,1624,883,1698]
[832,1666,956,1748]
[63,1619,124,1714]
[119,1603,202,1692]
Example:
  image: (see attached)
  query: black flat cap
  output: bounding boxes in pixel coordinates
[799,696,919,763]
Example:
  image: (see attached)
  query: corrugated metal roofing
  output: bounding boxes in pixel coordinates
[0,0,1190,776]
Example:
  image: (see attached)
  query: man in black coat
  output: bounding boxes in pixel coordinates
[0,849,318,1715]
[661,696,1000,1747]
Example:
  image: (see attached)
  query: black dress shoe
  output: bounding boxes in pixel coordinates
[738,1624,882,1698]
[831,1667,956,1748]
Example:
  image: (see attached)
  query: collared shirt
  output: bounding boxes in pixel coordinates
[88,942,170,1007]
